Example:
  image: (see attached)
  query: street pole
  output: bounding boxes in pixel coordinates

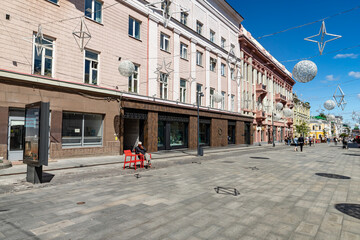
[272,112,275,147]
[197,92,204,156]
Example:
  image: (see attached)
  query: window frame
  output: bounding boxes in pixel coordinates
[160,33,170,52]
[85,0,102,23]
[221,91,226,110]
[221,37,226,49]
[196,51,203,66]
[128,64,139,93]
[210,57,216,72]
[180,79,187,103]
[32,34,54,77]
[61,112,104,148]
[196,84,202,105]
[180,12,188,25]
[128,16,141,40]
[159,72,168,99]
[210,88,215,108]
[210,29,215,43]
[221,63,226,76]
[84,49,99,85]
[46,0,58,4]
[231,94,235,112]
[180,43,188,60]
[196,21,203,35]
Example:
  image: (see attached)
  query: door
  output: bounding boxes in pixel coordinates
[245,123,251,145]
[8,116,25,161]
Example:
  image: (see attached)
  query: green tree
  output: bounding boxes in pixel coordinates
[319,113,327,119]
[295,121,310,136]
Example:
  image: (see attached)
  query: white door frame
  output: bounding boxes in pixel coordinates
[7,116,25,161]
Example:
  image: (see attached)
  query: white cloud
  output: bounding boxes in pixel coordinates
[349,71,360,79]
[334,53,358,59]
[325,75,338,81]
[358,93,360,99]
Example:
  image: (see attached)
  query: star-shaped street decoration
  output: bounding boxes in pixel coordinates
[187,72,196,84]
[226,45,240,67]
[72,17,91,52]
[333,85,345,107]
[340,99,347,111]
[304,20,342,55]
[24,25,53,56]
[154,58,173,82]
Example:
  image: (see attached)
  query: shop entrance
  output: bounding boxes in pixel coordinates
[228,121,235,144]
[7,116,25,161]
[244,122,251,145]
[158,114,188,150]
[199,119,210,146]
[123,110,146,151]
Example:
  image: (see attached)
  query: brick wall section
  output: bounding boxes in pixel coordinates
[188,116,198,149]
[210,119,228,147]
[144,111,158,153]
[0,107,8,159]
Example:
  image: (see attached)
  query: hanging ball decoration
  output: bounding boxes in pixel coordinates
[283,108,293,117]
[213,92,223,103]
[292,60,318,83]
[324,100,336,110]
[327,114,335,121]
[118,60,135,77]
[276,102,284,111]
[273,113,282,121]
[355,123,359,127]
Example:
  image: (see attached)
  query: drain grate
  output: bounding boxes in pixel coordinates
[250,157,270,159]
[335,203,360,220]
[222,161,234,164]
[315,173,351,179]
[214,186,240,196]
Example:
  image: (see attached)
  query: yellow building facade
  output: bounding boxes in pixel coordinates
[292,96,311,137]
[308,119,331,141]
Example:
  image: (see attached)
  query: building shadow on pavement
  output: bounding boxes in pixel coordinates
[343,153,360,157]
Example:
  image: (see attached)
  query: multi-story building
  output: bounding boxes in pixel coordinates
[309,118,331,141]
[238,26,295,145]
[0,0,257,161]
[292,95,310,127]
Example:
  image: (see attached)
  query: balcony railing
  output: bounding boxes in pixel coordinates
[275,93,287,103]
[256,84,267,99]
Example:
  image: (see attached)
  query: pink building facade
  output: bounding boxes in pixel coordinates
[239,26,295,145]
[0,0,257,162]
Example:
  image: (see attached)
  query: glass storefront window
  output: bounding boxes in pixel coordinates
[199,123,210,145]
[170,122,187,147]
[62,112,103,147]
[158,121,165,147]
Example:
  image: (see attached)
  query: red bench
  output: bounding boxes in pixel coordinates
[123,150,144,170]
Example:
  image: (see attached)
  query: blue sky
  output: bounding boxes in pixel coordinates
[227,0,360,127]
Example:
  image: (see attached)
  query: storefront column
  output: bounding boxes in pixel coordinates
[49,110,62,159]
[188,116,197,149]
[144,111,158,152]
[0,107,8,159]
[210,118,227,147]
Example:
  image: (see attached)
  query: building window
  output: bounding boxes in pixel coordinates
[210,88,215,108]
[128,17,141,40]
[210,57,216,71]
[221,37,226,49]
[196,51,203,66]
[46,0,58,4]
[221,91,225,110]
[180,12,188,25]
[62,112,103,147]
[128,65,139,93]
[230,68,235,80]
[84,50,99,85]
[221,63,226,76]
[159,72,168,99]
[196,84,202,105]
[196,21,203,35]
[160,33,170,52]
[180,43,188,60]
[85,0,102,23]
[210,30,215,43]
[231,94,235,112]
[180,79,186,103]
[33,35,54,77]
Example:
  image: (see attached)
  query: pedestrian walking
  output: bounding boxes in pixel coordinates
[342,137,348,150]
[298,135,304,152]
[309,136,312,147]
[334,137,338,146]
[327,137,330,145]
[294,136,298,152]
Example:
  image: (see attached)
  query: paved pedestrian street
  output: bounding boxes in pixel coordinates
[0,144,360,240]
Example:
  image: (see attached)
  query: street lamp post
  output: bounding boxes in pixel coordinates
[197,91,204,156]
[272,112,275,147]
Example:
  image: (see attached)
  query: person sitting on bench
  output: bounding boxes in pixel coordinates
[135,142,151,168]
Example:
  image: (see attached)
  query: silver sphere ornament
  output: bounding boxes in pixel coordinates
[292,60,318,83]
[283,108,293,117]
[327,114,335,121]
[213,92,223,103]
[118,60,135,77]
[276,102,284,111]
[324,100,336,110]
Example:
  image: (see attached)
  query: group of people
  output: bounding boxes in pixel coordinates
[286,135,314,152]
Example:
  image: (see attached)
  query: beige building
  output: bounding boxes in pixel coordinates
[293,94,310,127]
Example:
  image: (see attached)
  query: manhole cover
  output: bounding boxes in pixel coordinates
[335,204,360,220]
[250,157,269,159]
[315,173,351,179]
[222,161,234,163]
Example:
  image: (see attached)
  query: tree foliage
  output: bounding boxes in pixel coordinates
[295,121,310,136]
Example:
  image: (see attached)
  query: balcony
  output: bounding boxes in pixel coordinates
[256,83,267,99]
[275,93,287,104]
[286,100,294,109]
[286,118,293,125]
[255,110,266,121]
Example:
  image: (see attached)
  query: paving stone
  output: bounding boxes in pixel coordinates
[295,221,319,236]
